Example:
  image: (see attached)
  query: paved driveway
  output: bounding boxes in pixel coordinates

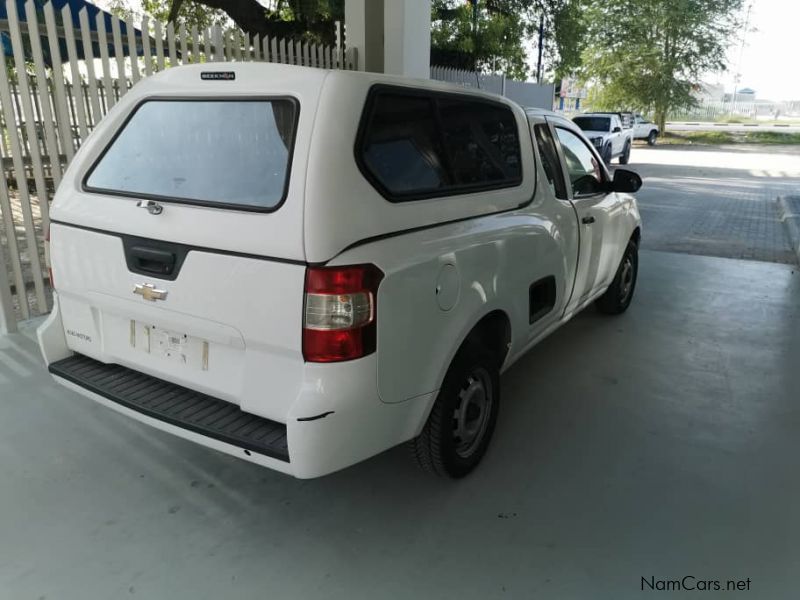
[625,144,800,264]
[667,122,800,133]
[2,250,799,600]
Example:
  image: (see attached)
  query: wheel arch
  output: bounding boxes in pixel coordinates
[461,309,512,369]
[433,307,513,397]
[631,226,641,247]
[413,307,511,437]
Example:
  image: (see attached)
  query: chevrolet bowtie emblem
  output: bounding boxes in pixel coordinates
[133,283,168,302]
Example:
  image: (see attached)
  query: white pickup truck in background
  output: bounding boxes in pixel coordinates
[633,114,660,145]
[572,113,634,164]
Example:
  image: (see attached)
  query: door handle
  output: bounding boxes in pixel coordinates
[129,246,176,276]
[582,216,596,225]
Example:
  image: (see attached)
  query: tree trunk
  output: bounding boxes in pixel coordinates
[657,113,666,134]
[654,104,667,136]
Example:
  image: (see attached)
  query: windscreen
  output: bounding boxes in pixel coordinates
[573,116,610,132]
[86,99,297,210]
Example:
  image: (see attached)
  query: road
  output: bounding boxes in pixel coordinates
[667,121,800,133]
[623,143,800,264]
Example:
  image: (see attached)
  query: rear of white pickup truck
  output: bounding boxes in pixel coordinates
[38,63,429,478]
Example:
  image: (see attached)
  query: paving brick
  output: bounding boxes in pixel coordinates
[626,146,800,265]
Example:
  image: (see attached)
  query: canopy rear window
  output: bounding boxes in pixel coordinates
[572,117,611,131]
[85,99,297,211]
[573,116,610,132]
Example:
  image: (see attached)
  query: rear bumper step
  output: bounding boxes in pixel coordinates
[49,354,289,462]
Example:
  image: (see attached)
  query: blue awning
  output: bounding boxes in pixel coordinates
[0,0,146,65]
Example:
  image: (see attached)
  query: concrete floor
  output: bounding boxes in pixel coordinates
[2,249,799,599]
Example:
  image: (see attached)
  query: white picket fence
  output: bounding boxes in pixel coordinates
[0,0,356,333]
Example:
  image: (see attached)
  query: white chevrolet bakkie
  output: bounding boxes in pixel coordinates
[39,63,642,479]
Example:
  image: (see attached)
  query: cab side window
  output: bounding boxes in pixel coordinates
[438,97,521,186]
[533,123,566,199]
[358,86,522,201]
[554,127,605,196]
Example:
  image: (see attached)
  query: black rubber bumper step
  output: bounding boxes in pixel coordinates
[49,354,289,462]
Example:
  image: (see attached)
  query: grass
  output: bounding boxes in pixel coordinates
[715,116,758,124]
[659,131,800,145]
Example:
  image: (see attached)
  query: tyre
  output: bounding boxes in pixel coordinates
[411,342,500,478]
[647,130,658,146]
[596,240,638,315]
[602,143,612,164]
[619,141,631,164]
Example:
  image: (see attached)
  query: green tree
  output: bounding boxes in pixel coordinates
[143,0,227,29]
[431,0,535,78]
[163,0,343,44]
[431,0,586,81]
[580,0,743,130]
[550,0,586,80]
[158,0,583,79]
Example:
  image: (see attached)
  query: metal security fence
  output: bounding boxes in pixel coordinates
[430,65,555,111]
[670,100,758,121]
[0,0,356,333]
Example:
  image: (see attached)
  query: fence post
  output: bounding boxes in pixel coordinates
[126,14,141,82]
[96,12,116,110]
[6,0,49,313]
[0,237,16,333]
[44,2,75,162]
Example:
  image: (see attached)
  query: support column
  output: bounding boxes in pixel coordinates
[345,0,384,73]
[345,0,430,78]
[383,0,430,79]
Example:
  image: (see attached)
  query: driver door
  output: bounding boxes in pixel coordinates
[610,116,623,154]
[634,115,649,138]
[550,123,622,313]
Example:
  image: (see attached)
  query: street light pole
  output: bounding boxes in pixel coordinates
[535,14,544,83]
[470,0,478,72]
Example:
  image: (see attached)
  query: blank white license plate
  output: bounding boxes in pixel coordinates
[132,322,208,370]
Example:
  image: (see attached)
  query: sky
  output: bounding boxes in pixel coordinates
[719,0,800,101]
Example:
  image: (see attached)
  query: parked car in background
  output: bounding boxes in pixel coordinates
[633,114,660,145]
[38,63,643,480]
[572,113,634,164]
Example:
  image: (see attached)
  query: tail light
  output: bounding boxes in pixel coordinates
[44,226,54,289]
[302,264,383,362]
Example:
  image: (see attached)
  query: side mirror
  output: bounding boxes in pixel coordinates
[611,168,642,193]
[573,174,602,196]
[612,126,622,133]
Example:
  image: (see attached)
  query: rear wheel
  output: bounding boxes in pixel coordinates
[647,130,658,146]
[619,141,631,164]
[596,240,638,315]
[411,343,500,478]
